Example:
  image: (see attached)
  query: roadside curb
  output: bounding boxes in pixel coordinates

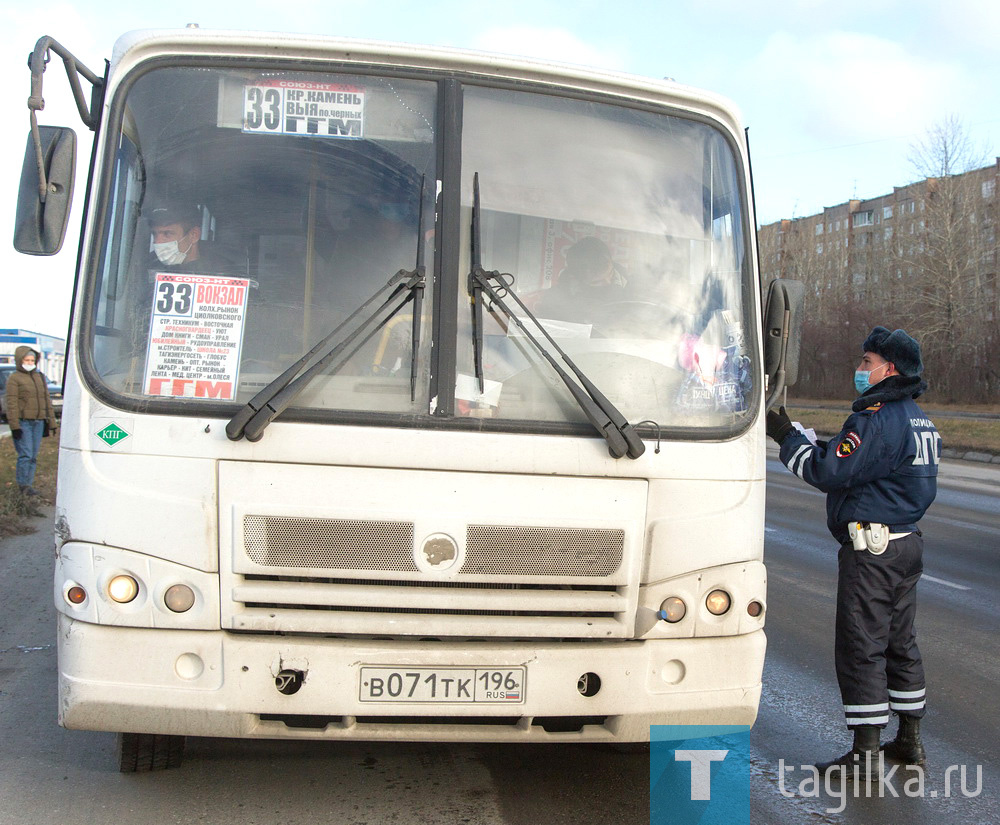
[941,448,1000,465]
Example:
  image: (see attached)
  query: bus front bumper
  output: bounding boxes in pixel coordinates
[58,614,765,742]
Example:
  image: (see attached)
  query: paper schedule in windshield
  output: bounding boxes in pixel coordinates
[143,273,250,401]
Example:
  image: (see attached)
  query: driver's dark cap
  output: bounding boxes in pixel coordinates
[566,235,611,266]
[147,204,201,231]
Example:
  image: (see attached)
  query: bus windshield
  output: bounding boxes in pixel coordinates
[89,66,437,415]
[459,87,753,428]
[85,63,754,433]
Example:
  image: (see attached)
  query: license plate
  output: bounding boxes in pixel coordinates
[359,666,526,704]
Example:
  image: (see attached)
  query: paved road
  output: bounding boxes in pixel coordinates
[1,456,996,824]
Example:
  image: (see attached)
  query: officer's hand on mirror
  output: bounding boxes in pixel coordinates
[766,406,794,443]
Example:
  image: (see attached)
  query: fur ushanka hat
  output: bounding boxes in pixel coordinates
[862,326,923,377]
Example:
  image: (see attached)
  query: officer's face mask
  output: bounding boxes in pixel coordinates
[854,361,889,394]
[152,233,193,265]
[22,362,36,372]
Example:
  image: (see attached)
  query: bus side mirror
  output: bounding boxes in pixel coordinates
[762,278,804,409]
[14,126,76,256]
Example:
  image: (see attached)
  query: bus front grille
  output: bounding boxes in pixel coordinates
[219,465,644,640]
[226,516,634,638]
[241,516,624,578]
[244,515,417,571]
[464,525,623,577]
[226,574,629,638]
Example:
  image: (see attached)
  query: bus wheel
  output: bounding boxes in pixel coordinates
[117,732,186,772]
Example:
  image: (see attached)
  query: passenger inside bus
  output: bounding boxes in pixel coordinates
[535,236,629,323]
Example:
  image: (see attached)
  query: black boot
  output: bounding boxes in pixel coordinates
[815,725,882,782]
[882,715,926,767]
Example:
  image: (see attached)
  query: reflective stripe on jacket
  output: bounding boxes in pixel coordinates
[778,397,940,543]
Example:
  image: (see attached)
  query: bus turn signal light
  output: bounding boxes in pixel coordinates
[66,585,87,605]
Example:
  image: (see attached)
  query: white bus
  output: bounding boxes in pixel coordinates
[17,29,800,771]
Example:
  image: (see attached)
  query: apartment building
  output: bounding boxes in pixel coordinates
[757,159,999,399]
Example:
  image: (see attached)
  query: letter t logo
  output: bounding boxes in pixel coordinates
[674,750,729,800]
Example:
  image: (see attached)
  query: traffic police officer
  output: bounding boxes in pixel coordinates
[766,326,939,778]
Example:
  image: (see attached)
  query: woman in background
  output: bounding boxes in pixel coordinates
[5,346,58,496]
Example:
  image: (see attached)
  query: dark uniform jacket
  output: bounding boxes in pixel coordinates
[777,375,940,543]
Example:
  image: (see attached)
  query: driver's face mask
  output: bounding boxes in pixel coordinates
[152,233,193,265]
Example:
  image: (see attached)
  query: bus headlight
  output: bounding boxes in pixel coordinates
[658,597,687,623]
[705,589,731,616]
[108,574,140,604]
[164,584,196,613]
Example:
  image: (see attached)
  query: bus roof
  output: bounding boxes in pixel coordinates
[109,28,746,137]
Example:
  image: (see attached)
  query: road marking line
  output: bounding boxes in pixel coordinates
[921,574,970,591]
[926,514,1000,536]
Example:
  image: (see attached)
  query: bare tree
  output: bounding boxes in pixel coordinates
[757,118,999,402]
[907,115,985,179]
[898,118,994,401]
[758,216,871,398]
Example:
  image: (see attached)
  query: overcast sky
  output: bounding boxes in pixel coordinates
[4,0,998,336]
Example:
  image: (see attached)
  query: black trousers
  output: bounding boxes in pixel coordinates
[835,532,926,729]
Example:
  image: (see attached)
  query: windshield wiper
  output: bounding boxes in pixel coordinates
[227,179,428,442]
[468,174,645,460]
[226,270,422,441]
